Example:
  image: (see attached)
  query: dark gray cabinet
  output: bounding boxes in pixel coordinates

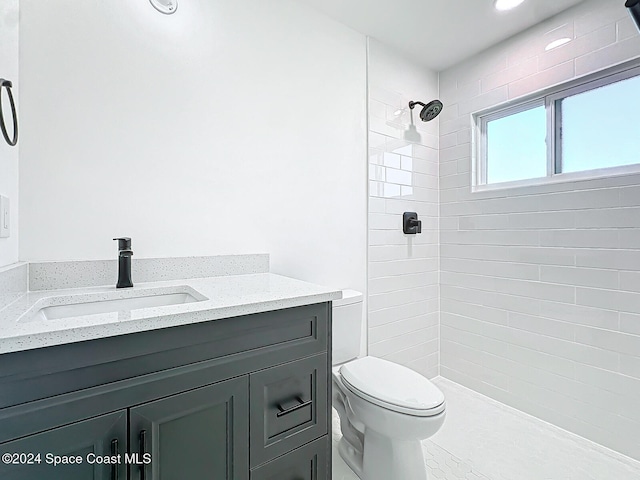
[0,303,331,480]
[0,410,127,480]
[251,437,328,480]
[130,377,249,480]
[250,353,328,467]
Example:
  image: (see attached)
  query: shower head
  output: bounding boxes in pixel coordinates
[409,100,444,122]
[627,0,640,32]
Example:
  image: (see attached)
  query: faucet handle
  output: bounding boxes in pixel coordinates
[113,237,132,250]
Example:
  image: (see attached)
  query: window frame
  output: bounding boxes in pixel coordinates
[472,60,640,192]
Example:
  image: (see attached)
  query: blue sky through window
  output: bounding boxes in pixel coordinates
[486,105,547,184]
[560,75,640,174]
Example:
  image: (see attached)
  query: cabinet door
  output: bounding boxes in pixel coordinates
[129,376,249,480]
[250,437,328,480]
[0,410,127,480]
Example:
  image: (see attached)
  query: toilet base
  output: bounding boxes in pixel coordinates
[338,436,363,478]
[361,429,428,480]
[338,430,429,480]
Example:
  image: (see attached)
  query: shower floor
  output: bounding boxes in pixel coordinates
[332,377,640,480]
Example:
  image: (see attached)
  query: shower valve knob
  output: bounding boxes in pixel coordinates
[403,212,422,235]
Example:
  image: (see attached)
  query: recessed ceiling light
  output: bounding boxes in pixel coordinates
[545,38,572,51]
[494,0,526,11]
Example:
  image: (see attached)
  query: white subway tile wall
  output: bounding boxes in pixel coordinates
[439,0,640,461]
[368,39,440,379]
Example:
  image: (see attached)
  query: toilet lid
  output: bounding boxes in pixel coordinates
[340,357,445,415]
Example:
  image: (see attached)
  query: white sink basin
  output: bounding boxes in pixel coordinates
[22,287,206,323]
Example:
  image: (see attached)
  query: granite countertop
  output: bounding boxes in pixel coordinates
[0,273,341,355]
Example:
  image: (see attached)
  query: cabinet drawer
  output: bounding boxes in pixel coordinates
[250,436,328,480]
[250,354,328,467]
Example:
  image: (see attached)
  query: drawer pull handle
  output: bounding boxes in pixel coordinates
[139,430,147,480]
[276,396,312,417]
[111,439,119,480]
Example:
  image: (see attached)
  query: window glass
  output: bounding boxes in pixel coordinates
[559,74,640,174]
[486,105,547,184]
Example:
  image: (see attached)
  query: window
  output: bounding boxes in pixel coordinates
[485,103,547,184]
[474,62,640,190]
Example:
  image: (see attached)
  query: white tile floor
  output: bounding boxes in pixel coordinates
[332,377,640,480]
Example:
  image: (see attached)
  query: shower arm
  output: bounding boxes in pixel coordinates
[408,101,427,110]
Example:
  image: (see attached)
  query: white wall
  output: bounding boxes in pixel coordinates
[367,39,439,379]
[439,0,640,460]
[18,0,367,292]
[0,0,19,268]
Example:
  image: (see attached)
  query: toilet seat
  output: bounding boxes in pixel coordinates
[339,356,445,417]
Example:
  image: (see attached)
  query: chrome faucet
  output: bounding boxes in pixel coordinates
[113,237,133,288]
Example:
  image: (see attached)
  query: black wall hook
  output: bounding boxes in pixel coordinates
[0,78,18,147]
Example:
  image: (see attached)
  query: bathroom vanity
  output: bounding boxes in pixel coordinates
[0,258,339,480]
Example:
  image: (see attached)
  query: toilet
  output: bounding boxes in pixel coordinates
[332,290,446,480]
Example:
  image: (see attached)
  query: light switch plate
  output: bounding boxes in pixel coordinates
[0,195,9,238]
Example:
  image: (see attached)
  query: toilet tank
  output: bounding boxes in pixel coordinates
[332,289,363,365]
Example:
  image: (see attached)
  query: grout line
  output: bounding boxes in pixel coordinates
[365,35,371,360]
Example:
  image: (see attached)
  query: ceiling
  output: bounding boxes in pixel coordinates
[293,0,587,71]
